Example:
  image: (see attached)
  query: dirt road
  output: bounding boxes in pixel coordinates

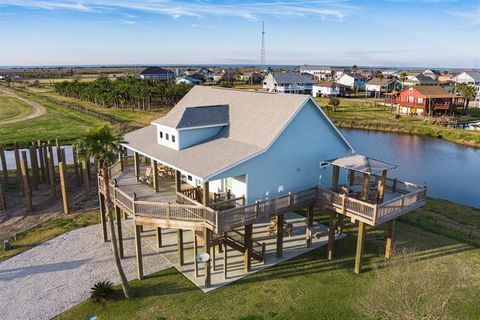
[0,88,47,125]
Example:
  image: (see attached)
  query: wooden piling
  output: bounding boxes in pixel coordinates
[223,240,228,280]
[152,160,159,192]
[385,219,395,259]
[72,146,80,185]
[55,139,61,163]
[14,143,23,195]
[0,146,8,186]
[0,184,6,210]
[327,212,336,260]
[47,147,56,199]
[99,193,108,242]
[42,143,50,185]
[178,229,184,266]
[156,227,162,248]
[29,145,39,189]
[134,152,140,181]
[37,140,46,183]
[204,228,212,288]
[82,160,90,200]
[244,224,253,272]
[58,151,70,215]
[134,222,144,280]
[116,206,124,259]
[193,231,199,278]
[276,214,284,258]
[354,221,366,274]
[20,154,32,211]
[306,205,313,248]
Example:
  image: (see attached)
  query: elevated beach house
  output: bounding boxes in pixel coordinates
[99,86,426,289]
[263,72,314,94]
[140,67,175,81]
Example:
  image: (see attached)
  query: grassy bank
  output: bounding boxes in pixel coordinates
[315,97,480,148]
[0,210,100,262]
[57,200,480,320]
[0,91,33,122]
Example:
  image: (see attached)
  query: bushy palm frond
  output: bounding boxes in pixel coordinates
[75,124,125,166]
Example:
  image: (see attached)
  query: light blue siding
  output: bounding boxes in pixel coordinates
[179,126,223,150]
[208,100,352,204]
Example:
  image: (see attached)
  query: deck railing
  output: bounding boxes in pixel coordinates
[99,161,427,232]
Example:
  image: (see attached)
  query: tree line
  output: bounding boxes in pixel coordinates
[53,76,192,110]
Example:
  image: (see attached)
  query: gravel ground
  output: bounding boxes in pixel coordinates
[0,222,172,320]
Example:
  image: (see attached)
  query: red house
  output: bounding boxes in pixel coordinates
[386,86,464,115]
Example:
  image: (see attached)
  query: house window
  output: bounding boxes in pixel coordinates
[159,131,163,138]
[408,96,414,103]
[188,175,192,181]
[166,133,169,140]
[172,135,176,142]
[417,97,423,104]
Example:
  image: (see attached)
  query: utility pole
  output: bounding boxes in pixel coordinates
[260,21,266,66]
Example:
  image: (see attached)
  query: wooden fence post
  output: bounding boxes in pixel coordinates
[0,184,6,210]
[29,145,39,190]
[47,146,56,199]
[0,146,8,187]
[37,140,46,183]
[42,143,50,185]
[59,149,70,214]
[82,160,90,200]
[72,146,80,185]
[14,143,24,196]
[20,153,32,212]
[55,139,61,163]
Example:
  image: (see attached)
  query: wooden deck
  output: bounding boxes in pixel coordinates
[101,160,427,233]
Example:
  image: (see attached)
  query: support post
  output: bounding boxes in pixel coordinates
[0,146,8,186]
[306,205,313,248]
[152,160,159,192]
[82,160,90,200]
[29,145,39,189]
[202,181,209,207]
[193,231,199,278]
[354,221,366,274]
[37,140,46,183]
[14,143,23,195]
[118,146,124,172]
[204,228,211,288]
[58,155,70,214]
[134,222,144,280]
[276,214,284,258]
[156,227,162,248]
[378,169,387,204]
[361,173,370,201]
[55,138,61,163]
[0,184,5,210]
[73,146,80,185]
[212,242,216,271]
[42,143,50,185]
[332,164,340,192]
[244,224,253,272]
[99,193,108,242]
[134,152,140,181]
[116,206,124,259]
[47,144,56,199]
[348,169,355,186]
[385,219,395,259]
[327,212,336,260]
[177,229,184,266]
[223,240,228,280]
[175,170,182,192]
[20,153,32,212]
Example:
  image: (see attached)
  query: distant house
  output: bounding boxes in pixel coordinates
[382,70,400,78]
[452,71,480,86]
[403,73,437,87]
[312,81,350,97]
[140,67,175,81]
[393,86,463,115]
[365,78,401,97]
[422,69,440,81]
[176,76,203,85]
[336,72,368,90]
[300,65,333,81]
[213,70,236,83]
[240,71,264,84]
[263,72,314,94]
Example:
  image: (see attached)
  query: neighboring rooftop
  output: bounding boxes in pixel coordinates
[330,155,397,174]
[141,67,174,75]
[367,78,397,86]
[412,85,457,98]
[315,81,350,88]
[271,72,314,84]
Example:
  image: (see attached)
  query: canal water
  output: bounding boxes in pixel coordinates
[2,130,479,207]
[340,128,480,208]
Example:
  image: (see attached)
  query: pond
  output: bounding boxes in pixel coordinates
[340,128,480,208]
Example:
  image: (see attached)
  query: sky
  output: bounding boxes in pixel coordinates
[0,0,479,68]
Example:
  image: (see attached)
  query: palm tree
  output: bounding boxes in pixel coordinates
[458,84,476,115]
[399,72,408,89]
[75,124,134,299]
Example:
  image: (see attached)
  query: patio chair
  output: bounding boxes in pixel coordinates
[284,223,293,237]
[139,167,153,185]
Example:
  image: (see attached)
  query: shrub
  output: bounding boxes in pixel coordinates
[395,114,401,119]
[90,280,115,302]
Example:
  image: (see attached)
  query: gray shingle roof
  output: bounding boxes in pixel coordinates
[126,86,313,179]
[175,105,229,129]
[140,67,174,75]
[271,72,314,84]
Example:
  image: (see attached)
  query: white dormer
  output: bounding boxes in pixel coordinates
[152,105,229,151]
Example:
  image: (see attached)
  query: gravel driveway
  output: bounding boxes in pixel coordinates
[0,222,172,320]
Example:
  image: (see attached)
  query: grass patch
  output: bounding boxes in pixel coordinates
[0,210,100,262]
[57,200,480,320]
[316,97,480,148]
[0,92,33,122]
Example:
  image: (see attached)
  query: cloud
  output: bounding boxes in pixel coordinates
[0,0,356,20]
[447,6,480,26]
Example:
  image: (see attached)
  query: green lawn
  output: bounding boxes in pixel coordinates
[0,210,100,262]
[0,88,104,147]
[0,91,33,122]
[57,199,480,320]
[315,97,480,148]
